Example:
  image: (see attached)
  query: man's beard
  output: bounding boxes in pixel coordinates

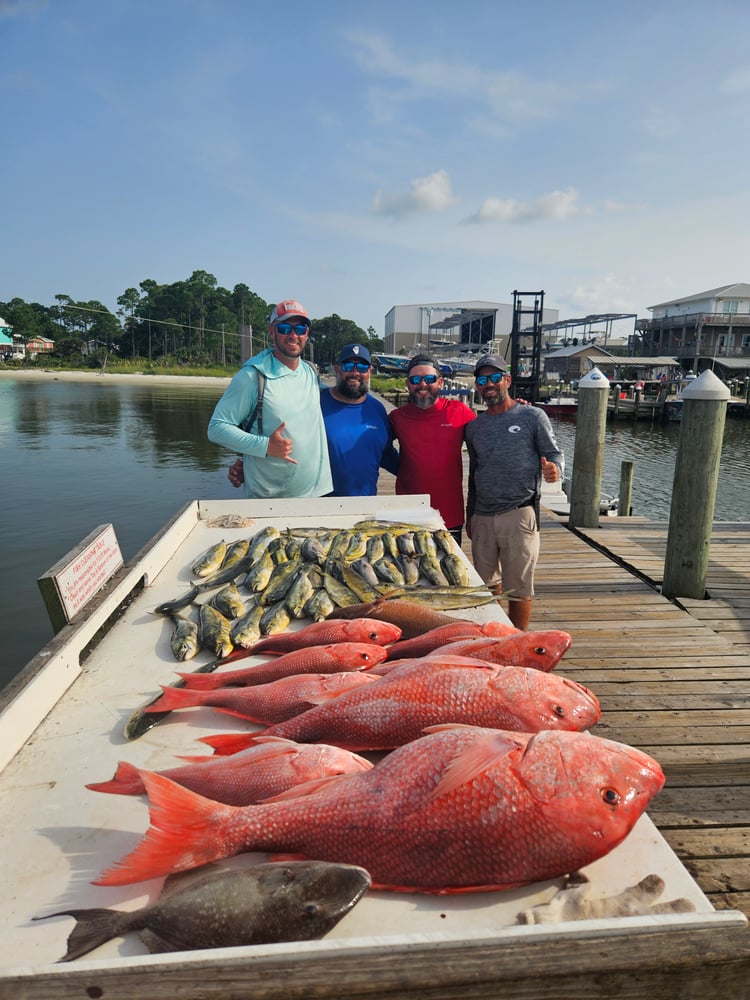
[412,391,437,410]
[337,378,368,400]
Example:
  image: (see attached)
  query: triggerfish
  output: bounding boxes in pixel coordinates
[95,726,664,891]
[41,861,371,960]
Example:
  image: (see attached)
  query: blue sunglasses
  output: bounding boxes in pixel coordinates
[340,361,370,372]
[476,372,506,385]
[275,322,310,336]
[408,374,439,385]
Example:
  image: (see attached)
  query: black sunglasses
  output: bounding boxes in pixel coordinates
[340,361,370,372]
[408,374,439,385]
[476,372,506,385]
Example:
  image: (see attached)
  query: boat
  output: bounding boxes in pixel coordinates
[541,478,619,517]
[534,396,578,418]
[0,494,744,999]
[372,354,455,376]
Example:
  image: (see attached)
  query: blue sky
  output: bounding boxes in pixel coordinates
[2,0,750,335]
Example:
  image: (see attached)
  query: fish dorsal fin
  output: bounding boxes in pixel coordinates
[427,728,522,802]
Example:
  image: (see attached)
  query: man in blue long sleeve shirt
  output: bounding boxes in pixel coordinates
[320,343,399,496]
[208,299,333,499]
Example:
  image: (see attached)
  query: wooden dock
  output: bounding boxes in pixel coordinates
[530,510,750,920]
[379,454,750,921]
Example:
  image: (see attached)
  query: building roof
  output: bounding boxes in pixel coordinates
[648,283,750,311]
[600,356,680,367]
[544,345,616,360]
[710,357,750,371]
[0,332,13,346]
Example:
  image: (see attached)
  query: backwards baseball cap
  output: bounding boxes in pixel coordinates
[337,343,371,365]
[474,354,508,376]
[269,299,310,326]
[407,353,440,373]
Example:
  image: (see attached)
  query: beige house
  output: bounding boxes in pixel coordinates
[636,282,750,377]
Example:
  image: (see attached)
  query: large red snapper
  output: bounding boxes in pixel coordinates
[144,671,378,725]
[96,726,664,891]
[384,620,519,659]
[86,736,372,805]
[177,643,388,690]
[423,630,572,672]
[327,598,463,638]
[244,619,401,655]
[199,655,600,754]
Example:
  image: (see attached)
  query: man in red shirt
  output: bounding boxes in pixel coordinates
[389,355,476,543]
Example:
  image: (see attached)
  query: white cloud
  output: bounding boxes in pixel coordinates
[345,29,570,127]
[719,66,750,95]
[373,169,458,218]
[466,187,587,224]
[642,105,681,139]
[564,273,638,315]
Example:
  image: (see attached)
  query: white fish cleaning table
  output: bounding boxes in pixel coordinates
[0,496,746,1000]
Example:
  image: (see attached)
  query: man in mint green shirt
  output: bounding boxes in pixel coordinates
[208,299,332,499]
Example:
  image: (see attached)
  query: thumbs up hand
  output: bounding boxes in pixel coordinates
[541,456,558,482]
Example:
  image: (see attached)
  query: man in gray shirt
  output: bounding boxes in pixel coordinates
[465,354,563,630]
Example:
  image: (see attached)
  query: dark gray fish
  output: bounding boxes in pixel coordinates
[36,861,371,962]
[154,586,199,616]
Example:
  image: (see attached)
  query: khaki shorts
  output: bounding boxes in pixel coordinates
[469,507,540,599]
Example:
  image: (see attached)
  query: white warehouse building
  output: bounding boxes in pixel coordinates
[383,299,559,357]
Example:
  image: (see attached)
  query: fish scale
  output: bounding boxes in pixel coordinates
[202,655,601,754]
[96,726,665,893]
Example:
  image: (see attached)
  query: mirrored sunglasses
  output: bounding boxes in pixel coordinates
[408,374,439,385]
[476,372,506,385]
[275,322,310,336]
[340,361,370,372]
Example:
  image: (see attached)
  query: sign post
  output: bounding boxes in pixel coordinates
[37,524,124,633]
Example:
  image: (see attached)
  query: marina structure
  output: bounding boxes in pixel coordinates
[636,282,750,380]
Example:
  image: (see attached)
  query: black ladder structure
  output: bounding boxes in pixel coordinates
[509,289,544,402]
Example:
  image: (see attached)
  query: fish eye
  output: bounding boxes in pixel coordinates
[601,787,621,806]
[534,646,547,655]
[303,903,320,918]
[553,704,565,717]
[368,631,379,640]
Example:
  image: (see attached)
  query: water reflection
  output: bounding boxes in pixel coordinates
[549,414,750,521]
[0,379,233,689]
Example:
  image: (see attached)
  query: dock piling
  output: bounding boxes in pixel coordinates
[662,370,730,599]
[569,367,611,529]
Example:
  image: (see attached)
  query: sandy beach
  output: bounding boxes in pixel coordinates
[0,367,231,388]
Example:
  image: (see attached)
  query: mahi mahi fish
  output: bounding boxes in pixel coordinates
[41,861,371,961]
[95,726,664,892]
[86,736,373,805]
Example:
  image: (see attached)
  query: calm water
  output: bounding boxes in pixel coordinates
[0,377,231,691]
[549,414,750,521]
[1,377,749,691]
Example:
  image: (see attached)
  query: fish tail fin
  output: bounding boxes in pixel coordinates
[34,908,130,963]
[198,732,263,755]
[93,772,240,886]
[86,761,145,796]
[144,685,205,713]
[176,671,226,690]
